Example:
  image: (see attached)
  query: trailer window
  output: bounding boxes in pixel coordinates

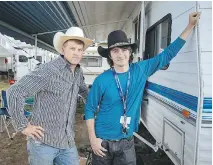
[36,56,42,63]
[144,13,172,70]
[80,56,102,67]
[19,55,28,63]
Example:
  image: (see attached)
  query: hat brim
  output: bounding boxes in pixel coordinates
[98,43,138,58]
[55,36,93,54]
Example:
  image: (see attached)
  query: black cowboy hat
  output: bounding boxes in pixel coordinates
[98,30,138,58]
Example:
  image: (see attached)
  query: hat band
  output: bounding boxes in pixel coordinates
[109,42,130,49]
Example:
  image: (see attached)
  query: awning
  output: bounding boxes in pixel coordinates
[0,1,78,52]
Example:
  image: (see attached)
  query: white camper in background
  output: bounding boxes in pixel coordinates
[0,33,58,82]
[121,1,212,165]
[0,34,13,77]
[80,46,109,86]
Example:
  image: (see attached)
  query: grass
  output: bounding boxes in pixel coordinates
[0,81,10,91]
[76,100,85,114]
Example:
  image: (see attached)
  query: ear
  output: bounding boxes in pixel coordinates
[61,46,65,55]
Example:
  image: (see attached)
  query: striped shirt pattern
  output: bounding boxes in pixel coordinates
[6,56,88,149]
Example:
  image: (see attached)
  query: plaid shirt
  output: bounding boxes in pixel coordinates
[7,56,88,149]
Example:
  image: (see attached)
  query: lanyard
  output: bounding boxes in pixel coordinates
[112,68,130,133]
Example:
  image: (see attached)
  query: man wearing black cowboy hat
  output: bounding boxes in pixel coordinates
[85,12,201,165]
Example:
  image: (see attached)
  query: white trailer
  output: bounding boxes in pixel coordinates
[80,46,109,86]
[0,33,58,82]
[122,1,212,165]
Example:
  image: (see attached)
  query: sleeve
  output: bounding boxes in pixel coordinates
[78,73,89,103]
[6,67,49,132]
[139,37,186,77]
[84,77,103,120]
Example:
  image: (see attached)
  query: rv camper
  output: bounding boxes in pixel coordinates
[0,33,58,82]
[122,1,212,165]
[80,45,109,86]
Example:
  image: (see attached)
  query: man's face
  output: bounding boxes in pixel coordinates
[62,40,84,65]
[110,46,131,67]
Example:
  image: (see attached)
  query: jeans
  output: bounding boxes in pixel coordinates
[27,138,79,165]
[92,137,136,165]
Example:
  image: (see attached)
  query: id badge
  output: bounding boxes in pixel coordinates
[120,116,131,128]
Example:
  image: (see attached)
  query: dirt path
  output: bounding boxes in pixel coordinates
[0,113,88,165]
[0,130,28,165]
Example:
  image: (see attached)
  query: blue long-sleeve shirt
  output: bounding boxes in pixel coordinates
[85,37,186,140]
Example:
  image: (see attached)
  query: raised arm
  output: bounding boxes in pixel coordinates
[140,12,201,77]
[180,12,201,40]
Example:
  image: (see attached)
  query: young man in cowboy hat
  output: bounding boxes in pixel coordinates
[85,12,201,165]
[7,27,93,165]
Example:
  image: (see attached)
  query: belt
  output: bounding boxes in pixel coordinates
[106,136,133,142]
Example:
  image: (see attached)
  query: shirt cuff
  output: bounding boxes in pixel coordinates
[14,118,29,132]
[177,37,186,46]
[85,112,95,120]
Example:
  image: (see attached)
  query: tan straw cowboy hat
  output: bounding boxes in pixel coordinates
[53,27,93,54]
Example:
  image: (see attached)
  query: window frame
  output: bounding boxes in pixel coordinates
[133,12,141,52]
[36,55,42,63]
[18,55,28,63]
[80,56,102,67]
[144,13,172,70]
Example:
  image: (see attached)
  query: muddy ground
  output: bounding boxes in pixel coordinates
[0,113,88,165]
